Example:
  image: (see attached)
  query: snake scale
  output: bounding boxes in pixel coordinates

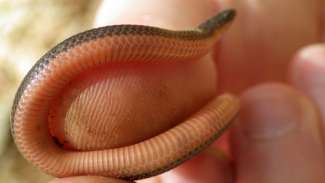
[11,9,239,180]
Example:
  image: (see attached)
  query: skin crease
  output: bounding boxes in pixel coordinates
[49,0,325,183]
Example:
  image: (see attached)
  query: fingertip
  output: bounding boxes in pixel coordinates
[289,43,325,127]
[294,44,325,61]
[232,83,325,182]
[94,0,221,29]
[233,83,302,142]
[290,44,325,89]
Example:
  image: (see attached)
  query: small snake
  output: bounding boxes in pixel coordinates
[11,9,239,180]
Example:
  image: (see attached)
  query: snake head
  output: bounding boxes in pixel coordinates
[197,9,236,40]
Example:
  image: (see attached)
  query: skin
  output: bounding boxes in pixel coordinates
[11,10,240,180]
[49,0,325,183]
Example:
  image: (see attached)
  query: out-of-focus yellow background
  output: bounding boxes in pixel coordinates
[0,1,101,182]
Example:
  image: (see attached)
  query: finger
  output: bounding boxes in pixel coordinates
[138,144,233,183]
[156,151,232,183]
[95,1,233,182]
[93,0,218,136]
[231,83,325,182]
[94,0,222,28]
[289,44,325,131]
[49,176,133,183]
[215,0,320,93]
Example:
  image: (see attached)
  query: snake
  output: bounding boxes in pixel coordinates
[11,9,239,180]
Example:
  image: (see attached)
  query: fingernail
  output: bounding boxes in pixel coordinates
[235,84,301,141]
[232,83,325,182]
[298,44,325,62]
[290,44,325,124]
[291,44,325,87]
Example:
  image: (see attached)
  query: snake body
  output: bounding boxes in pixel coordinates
[11,9,238,180]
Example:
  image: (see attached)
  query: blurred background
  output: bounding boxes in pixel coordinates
[0,1,101,182]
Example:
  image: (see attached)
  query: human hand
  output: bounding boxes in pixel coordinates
[50,0,325,182]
